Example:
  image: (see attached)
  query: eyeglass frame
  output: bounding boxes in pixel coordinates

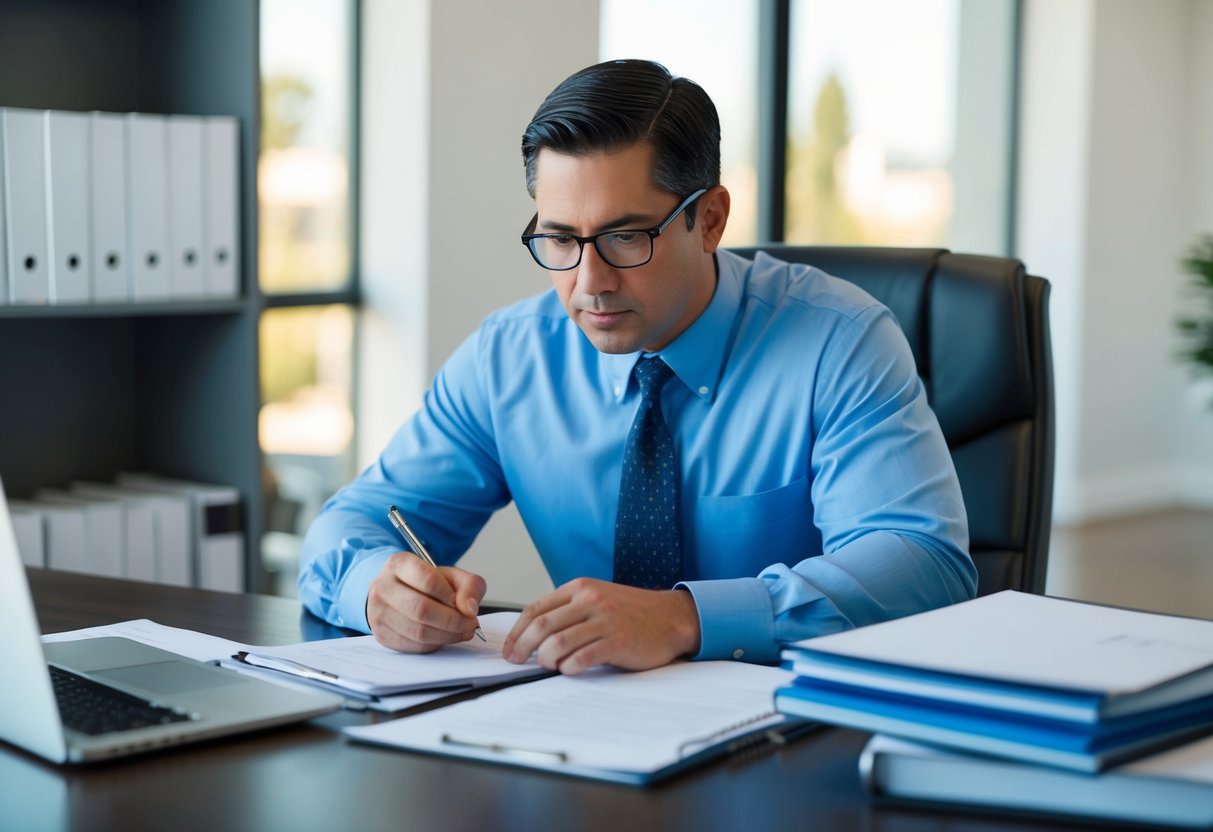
[520,188,709,271]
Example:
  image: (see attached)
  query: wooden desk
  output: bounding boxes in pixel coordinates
[5,570,1080,832]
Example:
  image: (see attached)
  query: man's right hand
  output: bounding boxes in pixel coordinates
[366,552,487,653]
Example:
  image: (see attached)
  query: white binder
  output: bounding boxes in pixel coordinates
[167,116,206,298]
[36,491,124,579]
[37,502,88,574]
[203,116,239,298]
[44,110,91,304]
[70,481,192,587]
[1,108,50,304]
[117,472,244,592]
[120,502,157,582]
[125,113,170,300]
[0,112,7,306]
[7,501,46,568]
[89,112,130,302]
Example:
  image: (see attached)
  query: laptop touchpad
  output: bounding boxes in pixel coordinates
[94,661,244,696]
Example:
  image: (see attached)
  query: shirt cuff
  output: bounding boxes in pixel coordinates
[676,577,779,664]
[335,547,396,633]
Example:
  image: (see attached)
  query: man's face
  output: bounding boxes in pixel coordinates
[532,143,717,354]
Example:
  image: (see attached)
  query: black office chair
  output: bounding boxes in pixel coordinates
[730,246,1055,596]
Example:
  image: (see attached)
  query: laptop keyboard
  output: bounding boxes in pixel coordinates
[50,665,194,736]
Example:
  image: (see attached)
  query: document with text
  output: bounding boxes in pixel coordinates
[345,661,812,785]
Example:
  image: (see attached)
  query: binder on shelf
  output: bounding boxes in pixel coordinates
[1,107,50,304]
[6,501,46,568]
[44,110,91,304]
[776,591,1213,773]
[33,501,88,574]
[125,113,170,301]
[166,116,206,298]
[89,112,130,302]
[203,116,239,298]
[860,733,1213,830]
[70,482,191,587]
[35,491,124,579]
[0,110,7,306]
[116,473,244,592]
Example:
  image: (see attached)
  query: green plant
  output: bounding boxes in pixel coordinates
[1177,234,1213,399]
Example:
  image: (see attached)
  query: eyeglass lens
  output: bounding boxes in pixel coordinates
[530,232,652,270]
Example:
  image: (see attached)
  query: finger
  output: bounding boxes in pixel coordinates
[532,619,606,674]
[391,554,458,608]
[370,602,470,653]
[505,596,588,664]
[442,567,488,619]
[502,591,562,658]
[376,559,474,636]
[553,631,613,676]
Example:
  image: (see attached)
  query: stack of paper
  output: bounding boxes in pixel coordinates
[775,591,1213,825]
[42,612,545,714]
[776,592,1213,771]
[229,615,550,700]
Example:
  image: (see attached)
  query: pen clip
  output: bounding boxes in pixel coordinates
[441,733,569,763]
[387,505,437,566]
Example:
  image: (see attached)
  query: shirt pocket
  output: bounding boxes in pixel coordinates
[687,477,819,579]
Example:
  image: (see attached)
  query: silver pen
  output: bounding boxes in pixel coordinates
[388,505,487,642]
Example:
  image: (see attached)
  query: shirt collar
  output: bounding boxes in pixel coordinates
[601,250,744,404]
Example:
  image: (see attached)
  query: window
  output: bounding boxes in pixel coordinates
[600,0,760,247]
[258,0,358,595]
[600,0,1018,252]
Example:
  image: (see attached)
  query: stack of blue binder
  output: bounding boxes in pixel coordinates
[774,591,1213,826]
[775,591,1213,772]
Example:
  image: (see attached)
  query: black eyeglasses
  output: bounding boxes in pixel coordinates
[521,189,708,271]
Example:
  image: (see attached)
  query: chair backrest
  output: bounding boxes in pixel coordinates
[729,245,1055,595]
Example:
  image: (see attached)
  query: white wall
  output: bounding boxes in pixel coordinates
[1017,0,1213,524]
[359,0,599,604]
[1177,0,1213,495]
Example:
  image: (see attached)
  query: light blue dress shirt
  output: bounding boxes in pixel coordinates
[299,250,975,663]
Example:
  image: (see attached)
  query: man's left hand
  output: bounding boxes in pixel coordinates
[501,578,701,674]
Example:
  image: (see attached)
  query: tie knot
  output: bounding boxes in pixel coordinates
[633,357,675,403]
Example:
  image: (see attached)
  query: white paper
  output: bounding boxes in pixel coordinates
[42,618,244,662]
[242,612,538,694]
[346,661,795,774]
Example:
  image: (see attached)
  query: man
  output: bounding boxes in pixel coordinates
[299,59,975,674]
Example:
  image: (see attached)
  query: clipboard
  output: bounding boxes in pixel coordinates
[344,661,817,785]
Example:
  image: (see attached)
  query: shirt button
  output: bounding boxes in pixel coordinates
[698,386,710,396]
[614,386,622,397]
[732,648,745,660]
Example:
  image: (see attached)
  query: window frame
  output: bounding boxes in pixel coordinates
[755,0,1022,252]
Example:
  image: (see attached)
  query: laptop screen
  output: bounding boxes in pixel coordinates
[0,477,68,762]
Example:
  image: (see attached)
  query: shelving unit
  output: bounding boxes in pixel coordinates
[0,0,268,589]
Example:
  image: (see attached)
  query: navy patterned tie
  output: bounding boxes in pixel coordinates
[613,357,682,589]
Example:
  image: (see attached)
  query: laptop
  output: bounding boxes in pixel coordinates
[0,478,343,763]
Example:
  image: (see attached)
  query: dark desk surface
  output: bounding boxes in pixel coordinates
[6,570,1089,832]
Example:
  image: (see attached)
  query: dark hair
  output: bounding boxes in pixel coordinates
[521,59,720,226]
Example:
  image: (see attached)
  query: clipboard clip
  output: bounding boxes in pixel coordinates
[234,651,341,684]
[441,733,569,763]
